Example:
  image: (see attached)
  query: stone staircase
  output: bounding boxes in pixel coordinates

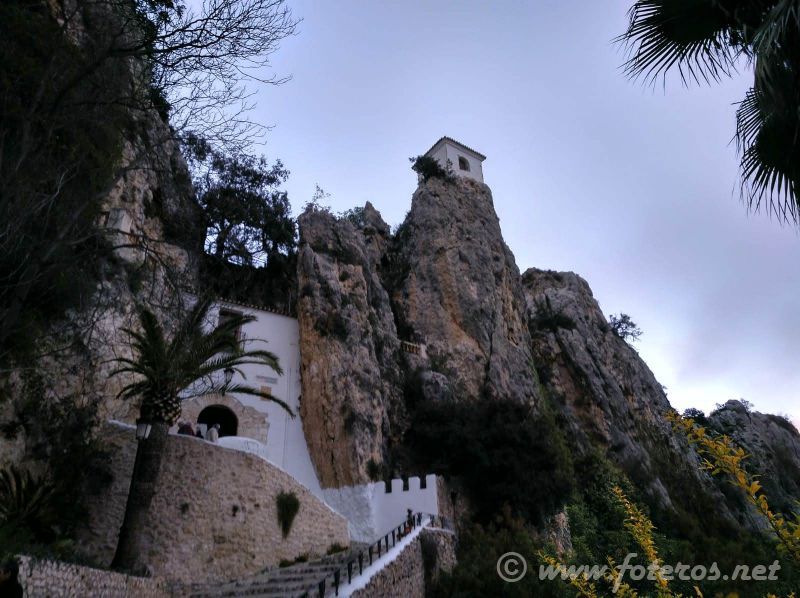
[187,514,446,597]
[188,546,365,598]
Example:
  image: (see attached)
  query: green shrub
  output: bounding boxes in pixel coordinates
[327,542,347,555]
[0,1,125,367]
[404,398,575,525]
[0,467,57,542]
[366,459,383,482]
[0,373,110,557]
[429,514,569,598]
[409,155,454,183]
[276,491,300,538]
[608,313,642,342]
[278,553,309,567]
[339,207,366,228]
[530,305,576,334]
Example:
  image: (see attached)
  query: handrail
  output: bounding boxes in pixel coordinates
[300,512,453,597]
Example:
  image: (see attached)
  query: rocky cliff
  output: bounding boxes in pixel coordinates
[296,204,403,487]
[0,0,202,468]
[297,176,788,531]
[389,178,541,406]
[708,400,800,518]
[297,178,544,488]
[521,269,734,516]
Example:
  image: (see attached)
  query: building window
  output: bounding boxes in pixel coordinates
[218,308,244,343]
[458,156,470,171]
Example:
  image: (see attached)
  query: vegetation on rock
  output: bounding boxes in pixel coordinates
[276,491,301,538]
[670,410,800,563]
[403,397,575,525]
[409,155,455,183]
[609,313,643,342]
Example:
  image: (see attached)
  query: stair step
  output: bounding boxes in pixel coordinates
[189,544,372,597]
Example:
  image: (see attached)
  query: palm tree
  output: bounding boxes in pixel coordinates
[619,0,800,222]
[109,297,292,573]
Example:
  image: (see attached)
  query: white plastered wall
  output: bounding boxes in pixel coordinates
[322,475,439,543]
[444,143,484,183]
[211,302,324,497]
[426,140,484,183]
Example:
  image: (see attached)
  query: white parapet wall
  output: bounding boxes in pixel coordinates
[322,475,439,543]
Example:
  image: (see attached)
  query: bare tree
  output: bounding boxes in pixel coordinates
[0,0,297,367]
[143,0,298,151]
[59,0,299,151]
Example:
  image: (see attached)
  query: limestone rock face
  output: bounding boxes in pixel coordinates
[521,268,727,513]
[40,106,202,426]
[296,206,403,488]
[709,400,800,517]
[390,178,541,406]
[0,1,202,470]
[296,176,788,537]
[297,179,544,487]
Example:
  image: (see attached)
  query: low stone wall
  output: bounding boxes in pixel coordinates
[79,423,349,584]
[14,555,169,597]
[78,422,138,566]
[349,528,456,598]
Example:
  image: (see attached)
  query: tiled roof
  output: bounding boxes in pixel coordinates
[182,286,296,317]
[423,136,487,161]
[216,296,294,318]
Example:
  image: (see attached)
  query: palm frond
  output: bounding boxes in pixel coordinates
[167,297,215,362]
[222,383,294,417]
[0,466,57,530]
[618,0,740,86]
[736,76,800,223]
[112,298,284,421]
[751,0,800,66]
[114,381,151,402]
[195,349,282,376]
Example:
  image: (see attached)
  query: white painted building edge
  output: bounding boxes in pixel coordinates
[424,137,486,183]
[322,475,439,543]
[208,301,326,497]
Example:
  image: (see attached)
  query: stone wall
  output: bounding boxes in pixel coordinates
[420,528,457,584]
[13,555,170,598]
[180,394,268,443]
[79,422,349,584]
[78,422,139,565]
[349,528,456,598]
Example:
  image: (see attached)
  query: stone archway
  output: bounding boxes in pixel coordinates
[198,405,238,437]
[181,394,268,443]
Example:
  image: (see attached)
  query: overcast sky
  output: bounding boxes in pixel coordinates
[249,0,799,424]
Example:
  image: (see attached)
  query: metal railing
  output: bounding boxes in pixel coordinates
[301,512,453,597]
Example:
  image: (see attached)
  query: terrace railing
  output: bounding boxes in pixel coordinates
[302,512,454,597]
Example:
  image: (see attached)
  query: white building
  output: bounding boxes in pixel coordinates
[424,136,486,183]
[180,300,324,496]
[177,303,440,541]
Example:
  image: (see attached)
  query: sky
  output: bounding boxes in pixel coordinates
[246,0,799,424]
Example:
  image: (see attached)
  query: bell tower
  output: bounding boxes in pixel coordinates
[423,136,486,183]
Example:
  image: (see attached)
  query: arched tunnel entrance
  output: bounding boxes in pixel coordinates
[197,404,239,437]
